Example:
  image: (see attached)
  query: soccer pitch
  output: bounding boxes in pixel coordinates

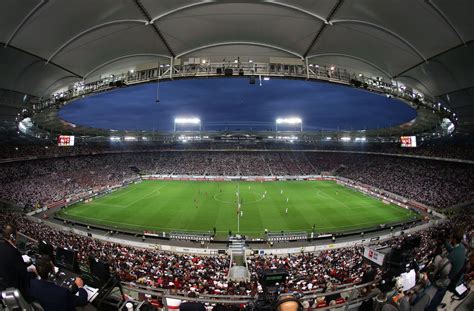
[59,180,418,237]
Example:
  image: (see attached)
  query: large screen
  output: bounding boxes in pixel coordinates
[400,136,416,147]
[57,135,75,146]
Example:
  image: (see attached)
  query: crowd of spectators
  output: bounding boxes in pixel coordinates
[0,151,472,210]
[333,154,474,209]
[0,141,472,161]
[0,209,472,298]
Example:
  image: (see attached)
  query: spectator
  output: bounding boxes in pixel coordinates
[0,224,29,296]
[179,291,206,311]
[28,255,88,311]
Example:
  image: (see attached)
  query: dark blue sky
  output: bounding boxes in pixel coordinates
[59,78,417,131]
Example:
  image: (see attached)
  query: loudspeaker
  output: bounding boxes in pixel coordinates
[224,68,233,76]
[216,68,222,75]
[238,69,244,76]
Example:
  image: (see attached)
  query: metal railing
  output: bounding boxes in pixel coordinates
[121,280,380,310]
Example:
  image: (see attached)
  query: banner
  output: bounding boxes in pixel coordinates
[363,246,385,266]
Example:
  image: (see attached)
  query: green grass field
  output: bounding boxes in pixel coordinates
[58,180,417,237]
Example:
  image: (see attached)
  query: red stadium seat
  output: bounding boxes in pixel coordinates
[335,297,345,304]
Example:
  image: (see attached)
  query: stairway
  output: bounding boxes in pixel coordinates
[229,236,246,257]
[228,236,250,282]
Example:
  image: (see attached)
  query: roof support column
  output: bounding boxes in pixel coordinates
[170,58,174,79]
[305,57,310,79]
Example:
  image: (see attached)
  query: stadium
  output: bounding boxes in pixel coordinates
[0,1,473,311]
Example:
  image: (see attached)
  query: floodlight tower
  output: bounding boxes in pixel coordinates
[174,117,201,132]
[275,117,303,132]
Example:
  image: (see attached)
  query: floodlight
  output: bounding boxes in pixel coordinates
[124,136,137,141]
[276,117,302,124]
[174,117,201,124]
[275,117,302,132]
[174,117,201,132]
[330,66,335,71]
[341,137,351,141]
[110,136,121,141]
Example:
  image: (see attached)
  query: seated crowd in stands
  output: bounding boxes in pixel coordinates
[0,210,472,298]
[0,141,472,161]
[0,151,472,210]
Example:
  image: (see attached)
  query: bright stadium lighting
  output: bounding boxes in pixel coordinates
[341,137,351,142]
[326,137,332,140]
[174,117,201,124]
[330,66,335,71]
[355,137,366,142]
[110,136,121,141]
[263,77,270,81]
[275,117,302,132]
[174,117,201,132]
[124,136,137,141]
[276,117,302,124]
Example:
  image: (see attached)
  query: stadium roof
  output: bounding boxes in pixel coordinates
[0,0,473,134]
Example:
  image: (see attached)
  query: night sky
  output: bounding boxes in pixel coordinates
[59,78,417,131]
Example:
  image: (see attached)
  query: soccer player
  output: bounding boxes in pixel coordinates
[286,197,289,203]
[285,207,288,215]
[240,210,243,217]
[281,189,283,195]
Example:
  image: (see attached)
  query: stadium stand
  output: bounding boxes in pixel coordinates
[0,142,473,161]
[0,151,472,211]
[0,208,472,297]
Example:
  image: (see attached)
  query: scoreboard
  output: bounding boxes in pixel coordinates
[400,136,416,148]
[57,135,75,146]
